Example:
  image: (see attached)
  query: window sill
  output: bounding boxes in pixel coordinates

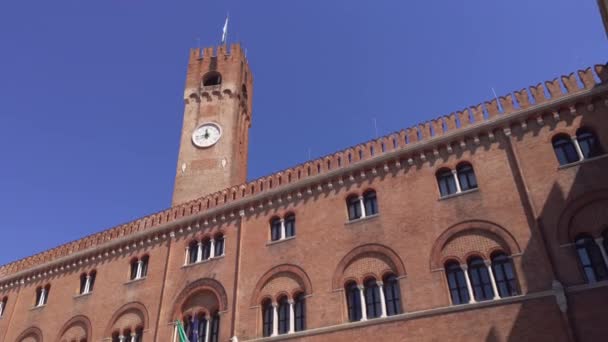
[557,153,608,170]
[124,277,147,285]
[74,292,92,299]
[266,236,296,246]
[438,188,479,201]
[182,255,225,269]
[30,304,46,311]
[345,214,379,225]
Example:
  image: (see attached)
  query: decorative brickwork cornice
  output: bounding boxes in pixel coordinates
[1,63,607,288]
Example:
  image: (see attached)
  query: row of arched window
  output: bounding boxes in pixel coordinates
[181,311,221,342]
[345,274,401,322]
[444,252,518,305]
[574,232,608,283]
[185,234,226,265]
[111,327,143,342]
[552,127,604,166]
[261,293,306,337]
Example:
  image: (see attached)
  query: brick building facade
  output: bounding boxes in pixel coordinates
[1,36,608,342]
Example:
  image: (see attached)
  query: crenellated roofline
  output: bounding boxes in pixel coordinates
[1,63,607,289]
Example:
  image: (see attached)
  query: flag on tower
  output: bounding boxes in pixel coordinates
[221,15,229,44]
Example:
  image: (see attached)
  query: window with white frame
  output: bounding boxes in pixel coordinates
[552,127,604,166]
[261,293,306,337]
[445,253,518,305]
[35,284,50,307]
[575,233,608,283]
[437,163,478,198]
[344,274,402,322]
[346,190,379,221]
[79,270,97,295]
[184,234,225,265]
[130,255,149,281]
[269,214,296,242]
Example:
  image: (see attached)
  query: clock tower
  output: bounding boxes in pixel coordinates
[172,43,253,205]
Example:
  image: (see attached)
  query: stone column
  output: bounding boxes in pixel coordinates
[358,285,368,321]
[358,196,366,218]
[197,241,203,262]
[272,302,279,336]
[572,136,584,161]
[136,260,143,279]
[280,218,286,240]
[485,261,501,300]
[205,316,211,342]
[461,265,476,303]
[377,281,387,317]
[452,170,462,193]
[209,239,216,259]
[595,238,608,269]
[288,299,295,333]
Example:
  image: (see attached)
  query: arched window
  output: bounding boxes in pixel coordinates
[363,190,378,216]
[277,296,290,334]
[209,311,220,342]
[364,278,382,319]
[552,134,579,165]
[140,255,149,278]
[284,214,296,238]
[202,71,222,86]
[80,273,88,294]
[270,217,281,241]
[468,257,494,301]
[383,274,402,316]
[35,284,50,307]
[436,168,457,197]
[346,195,362,221]
[445,261,469,305]
[456,163,477,191]
[575,234,608,282]
[201,239,211,261]
[130,258,139,280]
[188,241,199,264]
[214,234,225,256]
[491,253,518,298]
[345,282,362,322]
[262,299,273,337]
[80,271,96,294]
[294,293,306,332]
[89,270,96,292]
[576,128,603,159]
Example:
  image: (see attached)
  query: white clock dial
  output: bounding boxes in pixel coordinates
[192,123,222,148]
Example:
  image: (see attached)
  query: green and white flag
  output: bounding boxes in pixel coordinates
[176,320,189,342]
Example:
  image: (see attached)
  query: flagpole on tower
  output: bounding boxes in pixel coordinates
[221,13,229,45]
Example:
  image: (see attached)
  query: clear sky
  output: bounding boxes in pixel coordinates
[0,0,606,266]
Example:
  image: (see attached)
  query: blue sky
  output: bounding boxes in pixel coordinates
[0,0,606,265]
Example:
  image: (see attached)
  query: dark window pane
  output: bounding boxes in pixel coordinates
[384,275,402,316]
[345,283,362,321]
[141,257,148,277]
[553,136,580,165]
[491,254,518,297]
[202,241,211,260]
[347,196,362,220]
[215,236,225,256]
[445,262,469,304]
[364,279,382,319]
[210,313,220,342]
[294,294,306,331]
[130,261,138,280]
[270,218,281,241]
[437,170,457,197]
[576,236,608,282]
[577,129,603,159]
[262,301,273,337]
[457,164,478,191]
[278,298,289,334]
[363,191,378,216]
[189,243,199,264]
[468,258,494,301]
[285,215,296,237]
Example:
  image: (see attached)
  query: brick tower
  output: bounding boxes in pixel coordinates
[172,43,253,205]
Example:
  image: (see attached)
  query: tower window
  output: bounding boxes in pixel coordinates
[79,270,96,295]
[364,278,382,319]
[552,134,579,165]
[491,253,519,297]
[345,282,362,322]
[576,128,603,159]
[202,71,222,86]
[383,274,402,316]
[262,299,273,337]
[35,284,50,307]
[130,255,149,280]
[467,257,494,301]
[277,296,290,334]
[445,261,469,305]
[294,293,306,332]
[575,234,608,282]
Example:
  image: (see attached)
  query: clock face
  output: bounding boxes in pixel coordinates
[192,123,222,148]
